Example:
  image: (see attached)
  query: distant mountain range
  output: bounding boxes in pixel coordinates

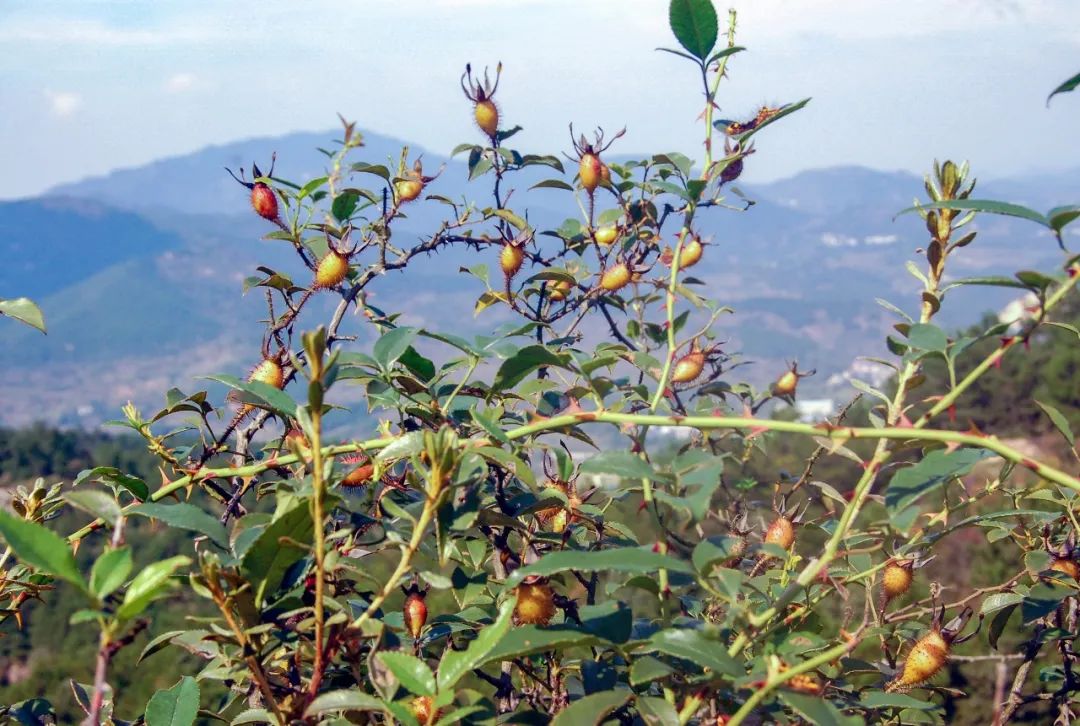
[1,127,1075,428]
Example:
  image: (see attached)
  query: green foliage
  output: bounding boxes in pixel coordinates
[0,2,1078,725]
[0,297,45,333]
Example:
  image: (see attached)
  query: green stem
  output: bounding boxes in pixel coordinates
[66,440,395,544]
[307,404,327,699]
[348,498,436,631]
[725,635,861,726]
[917,263,1079,428]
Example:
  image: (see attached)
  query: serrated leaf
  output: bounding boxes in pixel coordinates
[437,599,514,691]
[896,199,1048,227]
[240,504,314,604]
[117,555,190,621]
[377,652,436,696]
[202,374,297,420]
[373,327,420,371]
[1034,400,1075,448]
[980,592,1024,615]
[304,690,385,717]
[0,510,85,591]
[145,676,199,726]
[131,503,229,548]
[646,628,741,678]
[906,323,947,353]
[1022,581,1072,623]
[552,691,632,726]
[885,448,988,516]
[860,690,936,710]
[0,297,46,333]
[668,0,718,61]
[74,466,149,502]
[989,604,1018,650]
[779,691,856,726]
[1047,205,1080,233]
[90,547,133,600]
[630,656,676,686]
[531,179,574,192]
[1047,70,1080,105]
[492,345,569,390]
[579,451,656,480]
[505,547,692,588]
[63,490,122,524]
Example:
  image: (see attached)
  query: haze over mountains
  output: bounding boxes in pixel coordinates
[1,127,1075,427]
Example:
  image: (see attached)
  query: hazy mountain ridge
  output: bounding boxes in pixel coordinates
[2,128,1074,426]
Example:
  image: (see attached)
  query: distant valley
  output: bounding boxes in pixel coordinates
[1,127,1076,429]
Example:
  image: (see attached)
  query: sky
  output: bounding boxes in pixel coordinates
[1,0,1078,199]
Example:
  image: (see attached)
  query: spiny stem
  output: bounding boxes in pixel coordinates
[210,582,285,725]
[307,402,327,699]
[726,632,863,726]
[918,263,1079,428]
[349,498,436,631]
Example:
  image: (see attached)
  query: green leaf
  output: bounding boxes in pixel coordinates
[779,691,855,726]
[716,98,812,143]
[63,490,122,524]
[437,599,514,691]
[885,448,989,516]
[144,676,200,726]
[646,628,741,678]
[1047,205,1080,233]
[0,510,85,591]
[492,345,569,390]
[860,691,936,710]
[706,45,745,65]
[74,466,150,502]
[492,208,529,232]
[692,536,743,574]
[202,374,297,420]
[131,503,229,548]
[373,327,420,371]
[470,409,510,444]
[297,175,329,200]
[668,0,718,61]
[1034,400,1075,448]
[90,547,133,600]
[988,604,1018,650]
[0,297,46,333]
[531,179,574,192]
[240,504,314,605]
[350,162,391,180]
[117,555,190,621]
[377,651,436,696]
[630,656,676,685]
[505,547,692,588]
[895,199,1048,228]
[980,592,1024,615]
[231,709,274,725]
[304,691,385,717]
[906,323,948,353]
[331,190,359,222]
[579,451,656,480]
[551,691,632,726]
[942,275,1031,292]
[1022,581,1072,623]
[636,696,678,726]
[481,624,607,664]
[1047,70,1080,105]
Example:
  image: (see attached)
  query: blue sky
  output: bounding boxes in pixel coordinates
[1,0,1078,199]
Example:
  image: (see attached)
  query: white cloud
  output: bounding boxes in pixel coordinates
[0,19,230,46]
[44,90,82,118]
[165,72,198,93]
